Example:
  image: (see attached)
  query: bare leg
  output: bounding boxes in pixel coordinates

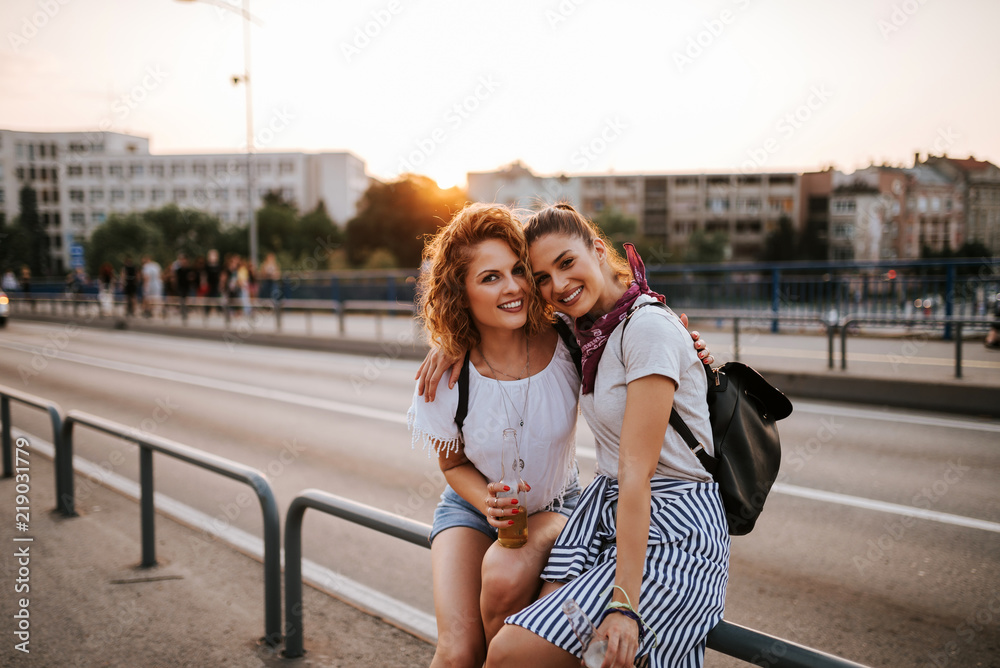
[430,527,493,668]
[486,623,580,668]
[480,511,567,644]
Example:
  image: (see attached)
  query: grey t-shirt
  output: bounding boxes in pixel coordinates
[580,295,713,483]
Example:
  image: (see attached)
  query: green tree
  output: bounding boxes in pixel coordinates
[295,201,342,266]
[761,215,797,262]
[0,213,32,275]
[593,208,638,255]
[144,204,223,260]
[256,190,299,258]
[345,175,466,267]
[84,213,165,275]
[684,229,728,264]
[796,220,829,262]
[19,185,47,275]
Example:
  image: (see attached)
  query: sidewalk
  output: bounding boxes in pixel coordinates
[0,453,434,667]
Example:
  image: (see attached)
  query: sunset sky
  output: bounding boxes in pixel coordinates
[2,0,998,189]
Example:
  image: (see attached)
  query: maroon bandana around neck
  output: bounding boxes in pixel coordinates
[576,243,665,394]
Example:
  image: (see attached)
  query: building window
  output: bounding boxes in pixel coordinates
[151,189,165,202]
[130,164,144,177]
[172,163,186,177]
[706,220,729,233]
[279,161,294,175]
[257,162,271,176]
[67,165,83,177]
[130,189,145,202]
[90,189,104,202]
[109,164,123,177]
[833,223,854,239]
[769,175,795,186]
[150,164,164,178]
[88,164,103,178]
[173,189,187,201]
[707,176,730,186]
[707,197,729,214]
[236,188,247,199]
[740,198,761,213]
[193,163,207,177]
[92,212,106,224]
[281,188,294,202]
[833,200,856,214]
[70,190,85,203]
[71,212,85,226]
[214,163,229,176]
[214,189,228,201]
[111,189,125,201]
[194,188,207,200]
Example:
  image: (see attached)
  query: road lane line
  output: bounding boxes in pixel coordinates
[772,483,1000,533]
[0,339,408,425]
[18,428,440,643]
[791,402,1000,433]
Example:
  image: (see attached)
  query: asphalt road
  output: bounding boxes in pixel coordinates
[1,320,998,667]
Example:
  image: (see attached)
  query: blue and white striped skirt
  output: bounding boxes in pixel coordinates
[505,475,730,668]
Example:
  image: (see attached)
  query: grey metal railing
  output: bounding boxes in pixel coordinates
[283,489,869,667]
[60,410,283,647]
[0,385,66,510]
[681,310,834,364]
[839,316,996,378]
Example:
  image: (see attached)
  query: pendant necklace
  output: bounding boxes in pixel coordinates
[480,339,531,430]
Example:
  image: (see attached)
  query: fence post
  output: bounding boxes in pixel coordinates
[771,268,781,334]
[1,396,10,478]
[944,263,956,341]
[57,419,76,516]
[140,446,157,567]
[733,317,741,362]
[955,321,963,379]
[283,497,307,658]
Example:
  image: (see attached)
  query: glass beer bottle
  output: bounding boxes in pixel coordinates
[562,598,608,667]
[497,428,528,548]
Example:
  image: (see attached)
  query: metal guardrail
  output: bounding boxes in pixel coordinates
[8,294,417,339]
[839,316,997,378]
[283,489,869,667]
[59,410,283,647]
[0,386,66,510]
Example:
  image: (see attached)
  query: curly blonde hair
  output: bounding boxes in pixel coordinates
[418,203,551,360]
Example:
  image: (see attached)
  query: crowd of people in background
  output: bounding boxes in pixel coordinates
[0,250,282,320]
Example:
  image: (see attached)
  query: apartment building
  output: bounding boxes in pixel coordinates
[0,129,369,272]
[468,163,800,262]
[924,155,1000,255]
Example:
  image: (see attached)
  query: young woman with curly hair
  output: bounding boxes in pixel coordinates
[409,202,712,667]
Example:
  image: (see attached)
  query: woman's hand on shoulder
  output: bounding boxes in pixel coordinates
[415,347,465,401]
[679,313,714,366]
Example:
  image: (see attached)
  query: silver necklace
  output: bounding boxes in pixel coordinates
[480,340,531,429]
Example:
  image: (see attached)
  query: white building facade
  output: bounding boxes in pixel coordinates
[0,129,368,272]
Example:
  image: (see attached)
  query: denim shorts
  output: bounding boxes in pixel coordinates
[429,477,582,544]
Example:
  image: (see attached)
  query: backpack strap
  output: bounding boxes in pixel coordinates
[622,300,719,475]
[454,350,472,435]
[552,316,582,378]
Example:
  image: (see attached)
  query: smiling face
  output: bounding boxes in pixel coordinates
[463,238,531,334]
[529,232,610,319]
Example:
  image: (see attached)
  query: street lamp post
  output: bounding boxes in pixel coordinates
[176,0,259,267]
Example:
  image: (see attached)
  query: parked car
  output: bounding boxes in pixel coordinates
[0,289,8,327]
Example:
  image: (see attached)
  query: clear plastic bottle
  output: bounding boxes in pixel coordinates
[562,598,608,668]
[497,428,528,548]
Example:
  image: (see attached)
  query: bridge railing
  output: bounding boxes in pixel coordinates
[0,386,65,508]
[283,488,870,667]
[59,409,283,647]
